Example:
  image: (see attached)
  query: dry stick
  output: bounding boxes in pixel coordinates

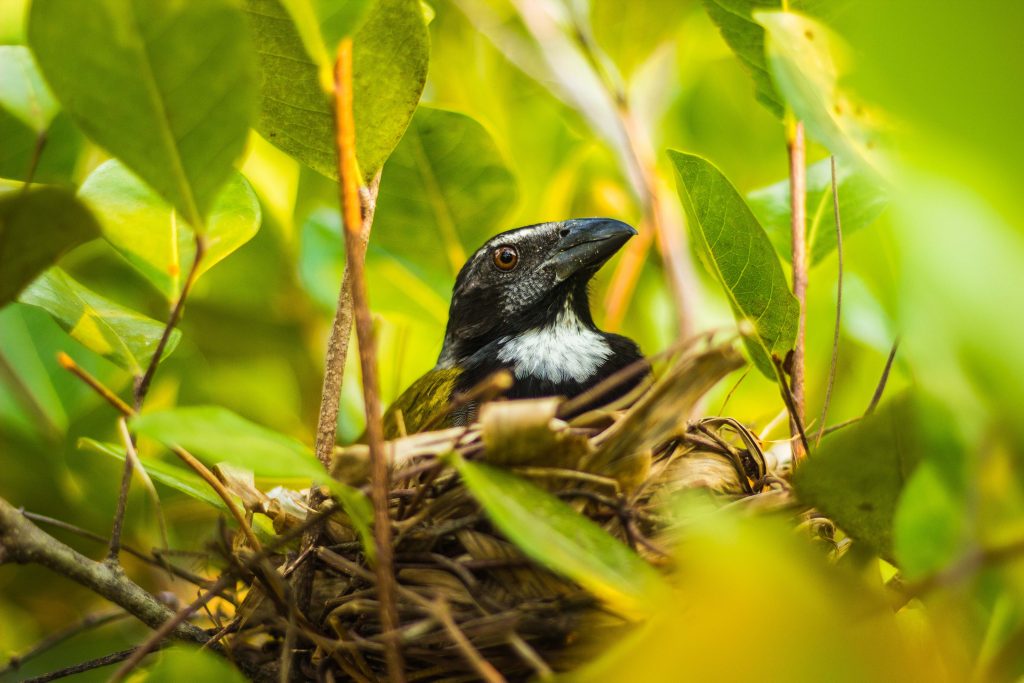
[333,39,404,681]
[431,599,507,683]
[0,496,208,645]
[773,356,811,459]
[787,119,808,463]
[56,352,133,416]
[0,610,129,677]
[814,157,844,448]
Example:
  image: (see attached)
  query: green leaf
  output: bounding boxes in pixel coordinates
[243,0,427,180]
[757,11,890,178]
[590,0,689,79]
[668,150,798,378]
[449,454,669,619]
[793,393,923,561]
[79,160,261,301]
[374,107,518,281]
[19,268,181,374]
[0,187,100,307]
[28,0,258,229]
[0,46,58,132]
[141,645,246,683]
[747,158,888,265]
[131,405,322,480]
[78,438,225,510]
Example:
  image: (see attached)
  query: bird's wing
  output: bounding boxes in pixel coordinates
[382,367,460,438]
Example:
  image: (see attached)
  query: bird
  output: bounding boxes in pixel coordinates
[383,218,648,437]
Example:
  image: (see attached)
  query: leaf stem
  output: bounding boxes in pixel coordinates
[333,38,404,681]
[787,118,808,462]
[815,157,843,448]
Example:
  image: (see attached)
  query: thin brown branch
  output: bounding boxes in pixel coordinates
[333,39,404,681]
[23,643,170,683]
[170,446,262,551]
[0,496,208,644]
[815,156,844,448]
[0,610,129,677]
[773,356,810,460]
[56,352,132,416]
[866,338,900,415]
[430,599,506,683]
[787,119,808,462]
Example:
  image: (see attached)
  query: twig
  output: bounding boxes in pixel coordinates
[56,352,132,416]
[134,234,206,408]
[787,118,808,462]
[773,356,810,460]
[23,130,48,189]
[333,38,404,681]
[23,643,170,683]
[109,574,233,682]
[0,610,129,677]
[0,496,208,644]
[170,446,262,551]
[815,157,844,448]
[430,599,506,683]
[866,338,900,415]
[717,367,751,415]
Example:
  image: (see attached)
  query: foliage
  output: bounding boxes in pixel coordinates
[1,0,1022,680]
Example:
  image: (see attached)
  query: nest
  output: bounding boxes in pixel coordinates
[216,342,793,681]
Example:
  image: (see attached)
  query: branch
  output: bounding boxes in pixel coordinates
[0,496,208,644]
[787,119,808,462]
[333,39,404,681]
[0,610,129,677]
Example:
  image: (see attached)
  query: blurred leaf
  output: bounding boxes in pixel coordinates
[0,111,83,185]
[449,453,668,619]
[132,405,321,480]
[28,0,258,229]
[747,157,888,265]
[19,268,180,375]
[794,393,923,561]
[375,106,518,280]
[758,11,890,178]
[0,187,100,307]
[243,0,427,180]
[141,645,246,683]
[668,150,798,379]
[79,160,261,301]
[0,46,57,132]
[590,0,689,79]
[78,438,225,509]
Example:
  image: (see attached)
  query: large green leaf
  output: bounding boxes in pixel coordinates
[79,438,225,510]
[0,187,100,307]
[668,150,798,378]
[19,268,181,374]
[374,106,518,280]
[0,45,58,132]
[79,160,261,301]
[28,0,258,230]
[449,454,668,619]
[142,645,246,683]
[243,0,428,180]
[757,11,890,178]
[793,393,923,562]
[747,158,888,266]
[590,0,689,79]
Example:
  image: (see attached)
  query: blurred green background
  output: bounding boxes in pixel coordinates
[2,0,1023,679]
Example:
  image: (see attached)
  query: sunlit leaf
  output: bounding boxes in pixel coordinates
[28,0,258,229]
[757,11,891,178]
[19,268,181,375]
[0,46,58,132]
[243,0,428,180]
[668,150,798,379]
[747,158,888,265]
[132,405,322,479]
[0,187,100,307]
[79,160,261,301]
[374,106,518,281]
[142,645,246,683]
[794,393,923,561]
[78,438,225,510]
[590,0,689,79]
[449,453,668,619]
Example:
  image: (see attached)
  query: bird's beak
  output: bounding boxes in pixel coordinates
[547,218,638,281]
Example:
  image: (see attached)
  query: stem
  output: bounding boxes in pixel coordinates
[787,118,808,462]
[0,496,208,644]
[333,39,404,681]
[22,644,170,683]
[866,338,900,415]
[0,610,129,677]
[815,157,843,448]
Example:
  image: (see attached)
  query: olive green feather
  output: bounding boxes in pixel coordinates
[382,367,460,438]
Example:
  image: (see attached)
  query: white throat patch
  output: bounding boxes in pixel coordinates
[496,305,611,384]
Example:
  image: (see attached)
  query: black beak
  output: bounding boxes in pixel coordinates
[547,218,637,281]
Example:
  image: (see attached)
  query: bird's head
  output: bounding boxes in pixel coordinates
[438,218,636,366]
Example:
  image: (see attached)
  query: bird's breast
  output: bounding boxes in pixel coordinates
[496,323,613,384]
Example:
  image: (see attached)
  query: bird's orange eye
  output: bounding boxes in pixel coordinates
[493,246,519,271]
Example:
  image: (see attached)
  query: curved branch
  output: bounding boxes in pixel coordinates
[0,496,208,645]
